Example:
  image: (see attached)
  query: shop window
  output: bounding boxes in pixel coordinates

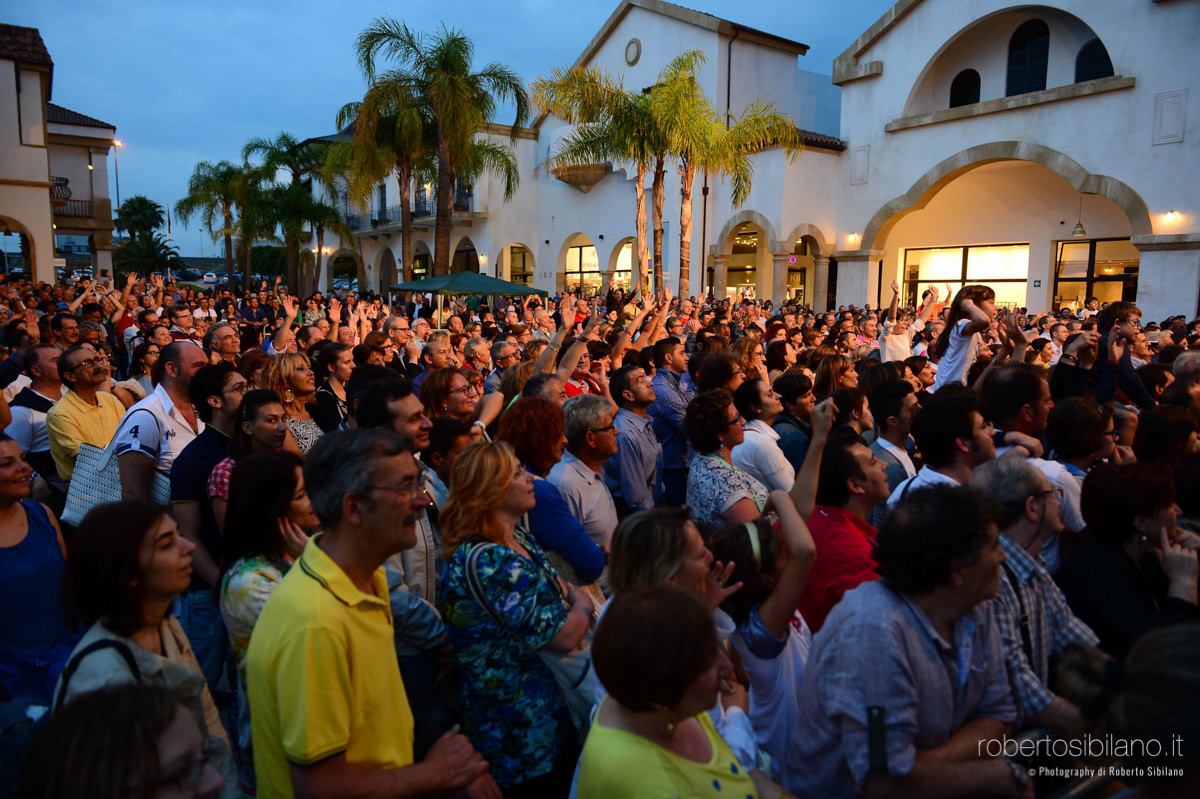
[564,244,600,294]
[509,246,532,287]
[949,69,981,108]
[904,244,1030,309]
[1054,238,1139,312]
[1006,20,1050,96]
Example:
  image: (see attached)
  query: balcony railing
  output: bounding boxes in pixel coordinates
[54,200,93,218]
[50,176,72,201]
[345,184,474,231]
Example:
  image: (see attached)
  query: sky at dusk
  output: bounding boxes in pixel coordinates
[8,0,896,256]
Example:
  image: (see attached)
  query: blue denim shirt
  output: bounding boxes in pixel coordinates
[648,369,692,472]
[795,580,1016,798]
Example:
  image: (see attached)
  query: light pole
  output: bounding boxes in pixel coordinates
[112,139,124,210]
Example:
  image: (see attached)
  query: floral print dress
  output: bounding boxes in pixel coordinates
[441,529,570,788]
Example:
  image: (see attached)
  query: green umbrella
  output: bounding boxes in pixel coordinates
[390,271,547,328]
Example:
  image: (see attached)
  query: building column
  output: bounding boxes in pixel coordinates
[712,253,729,300]
[812,255,830,312]
[832,249,885,310]
[1133,234,1200,323]
[771,253,789,307]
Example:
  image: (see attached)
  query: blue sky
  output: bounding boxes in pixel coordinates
[9,0,896,256]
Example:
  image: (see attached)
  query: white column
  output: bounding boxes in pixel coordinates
[771,253,789,307]
[1133,236,1200,323]
[832,249,886,309]
[812,255,830,312]
[712,254,729,300]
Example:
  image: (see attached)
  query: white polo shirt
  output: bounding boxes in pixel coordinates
[112,383,204,474]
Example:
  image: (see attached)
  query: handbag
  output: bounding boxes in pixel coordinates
[464,541,598,734]
[61,413,171,526]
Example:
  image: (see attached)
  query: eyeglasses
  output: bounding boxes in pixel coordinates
[1034,486,1065,501]
[223,382,250,395]
[449,383,479,397]
[590,424,617,434]
[65,354,109,372]
[725,413,744,429]
[366,483,427,499]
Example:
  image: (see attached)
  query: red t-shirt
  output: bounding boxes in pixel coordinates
[797,505,879,632]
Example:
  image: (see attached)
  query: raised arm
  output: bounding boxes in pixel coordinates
[884,279,900,325]
[272,293,299,352]
[756,490,816,638]
[789,398,834,520]
[959,298,992,336]
[917,285,940,325]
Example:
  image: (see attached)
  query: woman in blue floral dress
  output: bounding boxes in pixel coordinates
[440,441,595,796]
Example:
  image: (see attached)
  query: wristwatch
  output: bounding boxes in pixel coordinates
[1004,757,1030,798]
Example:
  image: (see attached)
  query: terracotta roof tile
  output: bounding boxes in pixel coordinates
[0,24,52,67]
[47,102,114,130]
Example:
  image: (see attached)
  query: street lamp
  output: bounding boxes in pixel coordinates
[112,140,124,209]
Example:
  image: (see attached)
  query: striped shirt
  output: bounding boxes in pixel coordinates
[991,534,1098,719]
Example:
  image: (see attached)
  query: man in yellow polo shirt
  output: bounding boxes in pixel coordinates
[44,343,126,480]
[246,428,499,799]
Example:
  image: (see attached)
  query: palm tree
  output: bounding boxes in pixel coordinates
[355,20,529,275]
[333,75,435,283]
[114,231,183,276]
[114,195,165,237]
[532,67,662,293]
[651,52,803,298]
[304,197,355,294]
[232,168,277,292]
[242,133,327,289]
[175,160,242,275]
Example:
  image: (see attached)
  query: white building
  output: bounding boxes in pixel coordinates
[0,24,118,283]
[324,0,1198,322]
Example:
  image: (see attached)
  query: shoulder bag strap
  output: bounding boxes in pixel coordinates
[464,543,509,631]
[1001,561,1035,664]
[55,639,142,710]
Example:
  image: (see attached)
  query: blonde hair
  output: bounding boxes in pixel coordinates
[261,352,312,402]
[441,440,521,558]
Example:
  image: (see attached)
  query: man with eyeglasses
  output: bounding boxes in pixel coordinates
[981,364,1084,572]
[548,394,621,550]
[384,315,421,379]
[169,362,248,691]
[887,392,997,512]
[44,343,126,482]
[166,304,200,343]
[484,341,519,395]
[248,429,499,799]
[973,457,1098,736]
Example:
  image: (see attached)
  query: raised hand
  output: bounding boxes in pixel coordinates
[809,397,835,439]
[704,559,743,612]
[327,298,342,324]
[1107,326,1126,362]
[280,293,299,319]
[890,278,900,294]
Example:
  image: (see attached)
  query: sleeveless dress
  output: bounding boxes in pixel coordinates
[0,502,78,703]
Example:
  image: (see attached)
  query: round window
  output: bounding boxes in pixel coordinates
[625,38,641,66]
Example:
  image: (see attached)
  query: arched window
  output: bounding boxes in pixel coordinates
[1075,38,1114,83]
[1006,19,1050,97]
[949,69,981,108]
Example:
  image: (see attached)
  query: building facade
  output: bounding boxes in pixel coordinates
[324,0,1198,321]
[0,24,118,284]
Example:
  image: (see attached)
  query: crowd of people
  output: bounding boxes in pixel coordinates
[1,268,1199,798]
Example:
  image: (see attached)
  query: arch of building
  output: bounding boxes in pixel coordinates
[901,7,1112,118]
[323,246,363,292]
[707,211,782,304]
[494,242,535,284]
[861,141,1152,251]
[781,223,833,309]
[556,232,610,295]
[605,236,638,292]
[375,246,398,295]
[450,234,481,274]
[0,216,38,280]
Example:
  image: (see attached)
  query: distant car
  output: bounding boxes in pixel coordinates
[203,272,217,284]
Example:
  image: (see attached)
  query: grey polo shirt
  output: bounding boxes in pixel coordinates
[547,450,619,549]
